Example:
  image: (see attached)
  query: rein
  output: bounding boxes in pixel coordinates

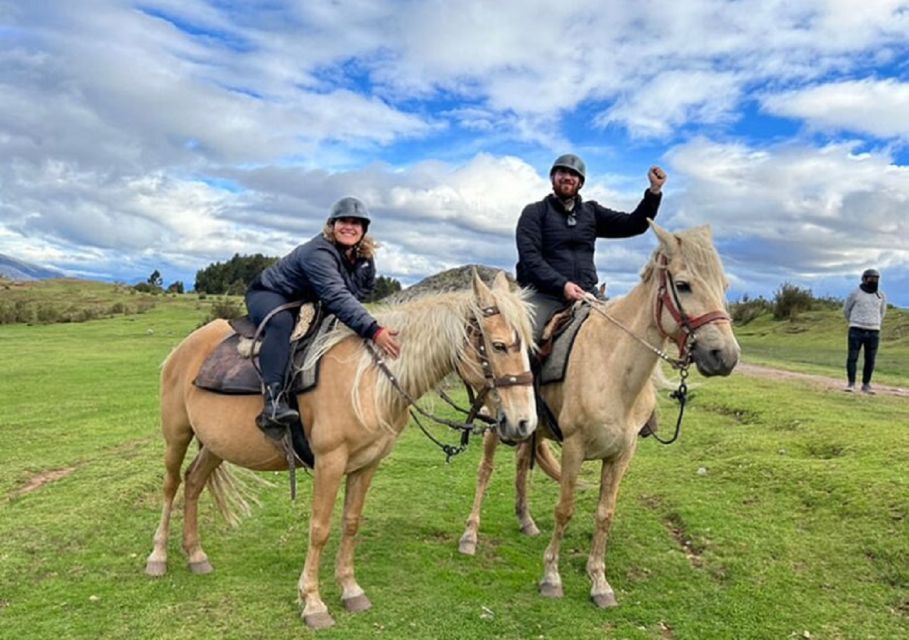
[582,253,729,445]
[366,304,533,462]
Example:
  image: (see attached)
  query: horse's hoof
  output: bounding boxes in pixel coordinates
[520,522,540,537]
[188,560,213,575]
[303,611,335,630]
[592,591,618,608]
[145,561,167,577]
[458,537,477,556]
[539,581,563,598]
[343,594,372,613]
[458,540,477,556]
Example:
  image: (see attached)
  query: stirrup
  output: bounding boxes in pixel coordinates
[256,413,290,441]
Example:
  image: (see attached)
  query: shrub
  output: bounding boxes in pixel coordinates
[730,294,771,325]
[36,304,61,324]
[204,298,245,324]
[772,283,815,321]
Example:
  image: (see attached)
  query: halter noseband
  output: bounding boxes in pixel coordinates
[654,254,731,360]
[467,305,534,396]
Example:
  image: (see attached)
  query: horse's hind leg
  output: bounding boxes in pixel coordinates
[145,400,194,576]
[336,462,380,613]
[182,446,223,574]
[458,430,499,555]
[515,439,540,536]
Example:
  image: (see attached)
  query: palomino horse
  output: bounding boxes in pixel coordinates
[458,222,740,608]
[144,271,537,629]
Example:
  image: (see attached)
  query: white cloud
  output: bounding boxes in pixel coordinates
[762,79,909,139]
[595,71,743,138]
[3,0,909,304]
[666,138,909,282]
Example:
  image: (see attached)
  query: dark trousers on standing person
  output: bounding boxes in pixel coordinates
[846,326,880,386]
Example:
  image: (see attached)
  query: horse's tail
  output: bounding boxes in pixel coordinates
[205,460,272,528]
[534,438,561,482]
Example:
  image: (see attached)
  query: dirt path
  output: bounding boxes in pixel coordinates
[734,362,909,398]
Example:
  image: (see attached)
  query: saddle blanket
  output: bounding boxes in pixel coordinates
[540,304,591,385]
[192,314,338,395]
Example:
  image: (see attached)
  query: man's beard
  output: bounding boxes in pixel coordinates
[554,182,579,199]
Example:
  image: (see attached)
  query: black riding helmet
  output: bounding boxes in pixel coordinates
[328,197,371,232]
[550,154,586,186]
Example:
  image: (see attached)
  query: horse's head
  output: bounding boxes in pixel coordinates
[458,270,537,443]
[649,221,741,376]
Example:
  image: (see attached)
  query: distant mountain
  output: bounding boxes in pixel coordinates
[0,254,67,281]
[382,264,515,304]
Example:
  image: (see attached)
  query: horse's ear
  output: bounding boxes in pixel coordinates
[472,268,493,302]
[649,219,680,257]
[492,270,509,292]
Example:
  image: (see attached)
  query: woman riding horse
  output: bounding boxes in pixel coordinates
[244,196,401,433]
[145,270,538,630]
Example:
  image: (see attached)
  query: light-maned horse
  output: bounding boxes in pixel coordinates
[144,271,537,629]
[458,222,740,608]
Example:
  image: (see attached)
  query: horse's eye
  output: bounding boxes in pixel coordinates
[675,281,691,293]
[492,342,508,353]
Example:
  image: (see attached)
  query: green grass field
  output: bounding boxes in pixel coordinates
[1,283,907,639]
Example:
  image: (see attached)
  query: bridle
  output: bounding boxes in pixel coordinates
[584,252,731,445]
[368,303,533,461]
[653,254,731,362]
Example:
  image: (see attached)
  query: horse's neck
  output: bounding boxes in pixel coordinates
[587,281,664,401]
[391,309,465,401]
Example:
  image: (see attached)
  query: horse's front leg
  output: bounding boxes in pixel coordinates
[587,451,634,608]
[299,451,346,630]
[515,439,540,536]
[335,462,380,613]
[540,440,584,598]
[458,430,500,555]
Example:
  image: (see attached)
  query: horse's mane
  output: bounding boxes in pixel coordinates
[305,282,533,431]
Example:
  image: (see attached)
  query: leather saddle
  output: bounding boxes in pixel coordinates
[537,303,592,386]
[193,307,335,396]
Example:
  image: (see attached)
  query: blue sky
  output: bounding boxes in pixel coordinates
[1,0,908,305]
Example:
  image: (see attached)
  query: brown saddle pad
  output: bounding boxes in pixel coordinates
[193,315,337,395]
[539,304,591,385]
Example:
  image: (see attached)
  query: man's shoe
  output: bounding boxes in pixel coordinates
[844,384,855,393]
[861,384,876,395]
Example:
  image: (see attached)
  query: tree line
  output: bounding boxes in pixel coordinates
[192,253,401,302]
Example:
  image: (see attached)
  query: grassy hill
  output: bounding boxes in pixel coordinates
[733,307,909,387]
[0,277,241,326]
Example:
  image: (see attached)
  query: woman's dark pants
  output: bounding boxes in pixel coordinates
[245,288,295,387]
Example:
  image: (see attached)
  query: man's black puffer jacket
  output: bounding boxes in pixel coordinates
[515,189,661,297]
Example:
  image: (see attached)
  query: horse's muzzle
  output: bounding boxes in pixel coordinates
[692,342,740,377]
[497,411,536,443]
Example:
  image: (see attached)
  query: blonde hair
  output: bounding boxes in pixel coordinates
[322,222,377,259]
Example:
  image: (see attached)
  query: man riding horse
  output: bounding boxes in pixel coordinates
[516,153,667,341]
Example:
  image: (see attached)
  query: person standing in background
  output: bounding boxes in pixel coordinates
[843,268,887,394]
